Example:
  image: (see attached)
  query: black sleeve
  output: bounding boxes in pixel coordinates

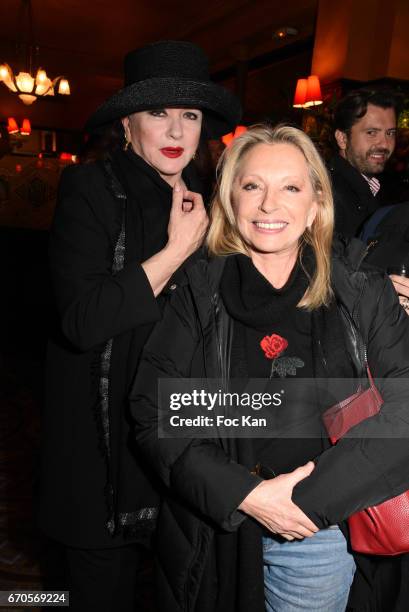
[49,165,160,351]
[293,275,409,527]
[130,284,261,531]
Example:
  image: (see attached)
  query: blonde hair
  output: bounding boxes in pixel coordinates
[206,124,334,308]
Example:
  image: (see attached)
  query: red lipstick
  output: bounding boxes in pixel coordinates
[160,147,184,158]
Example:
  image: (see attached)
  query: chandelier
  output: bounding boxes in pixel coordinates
[0,0,70,105]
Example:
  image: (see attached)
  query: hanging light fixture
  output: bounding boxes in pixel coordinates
[0,0,70,105]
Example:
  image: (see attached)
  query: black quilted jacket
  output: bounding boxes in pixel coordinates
[131,238,409,612]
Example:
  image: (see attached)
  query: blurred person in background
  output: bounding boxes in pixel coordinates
[329,89,400,238]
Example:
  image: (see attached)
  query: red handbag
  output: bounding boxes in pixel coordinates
[323,367,409,556]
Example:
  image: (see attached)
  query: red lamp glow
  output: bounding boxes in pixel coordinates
[293,79,308,108]
[59,152,77,163]
[221,125,247,147]
[20,118,31,135]
[234,125,247,138]
[221,132,234,147]
[7,117,19,134]
[304,75,323,107]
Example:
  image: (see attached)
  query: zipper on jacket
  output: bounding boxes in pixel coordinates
[317,339,328,372]
[352,274,368,370]
[211,292,225,384]
[365,239,378,256]
[355,239,378,270]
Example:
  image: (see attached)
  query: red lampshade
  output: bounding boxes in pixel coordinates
[59,152,77,162]
[20,118,31,135]
[221,132,234,147]
[234,125,247,138]
[293,79,308,108]
[221,125,247,147]
[7,117,19,134]
[304,75,323,107]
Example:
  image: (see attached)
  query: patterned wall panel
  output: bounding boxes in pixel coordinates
[0,156,72,230]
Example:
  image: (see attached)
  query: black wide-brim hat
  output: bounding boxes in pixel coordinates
[86,40,242,138]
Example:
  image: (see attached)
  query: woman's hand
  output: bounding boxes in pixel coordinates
[166,182,209,261]
[238,462,319,541]
[389,275,409,315]
[142,182,208,296]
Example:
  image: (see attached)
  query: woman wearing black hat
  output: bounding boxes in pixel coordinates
[38,40,240,611]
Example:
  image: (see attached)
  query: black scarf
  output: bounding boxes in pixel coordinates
[100,148,203,540]
[220,251,312,329]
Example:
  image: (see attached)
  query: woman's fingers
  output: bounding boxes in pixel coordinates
[284,461,315,488]
[171,184,204,214]
[390,274,409,298]
[171,181,185,209]
[182,201,193,212]
[262,513,316,539]
[238,464,319,538]
[182,189,205,210]
[166,182,208,260]
[389,275,409,315]
[399,295,409,315]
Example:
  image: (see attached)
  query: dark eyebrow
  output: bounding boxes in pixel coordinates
[365,127,397,132]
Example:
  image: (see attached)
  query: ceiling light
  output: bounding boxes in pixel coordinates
[273,26,298,40]
[0,0,70,105]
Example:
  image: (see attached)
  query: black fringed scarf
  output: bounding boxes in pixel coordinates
[96,148,203,540]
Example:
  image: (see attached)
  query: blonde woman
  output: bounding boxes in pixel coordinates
[131,125,409,612]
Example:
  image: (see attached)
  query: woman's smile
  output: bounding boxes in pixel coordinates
[253,220,289,232]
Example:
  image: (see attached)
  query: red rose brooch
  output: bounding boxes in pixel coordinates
[260,333,304,378]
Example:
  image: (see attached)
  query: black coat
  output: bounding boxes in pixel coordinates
[38,150,202,548]
[131,239,409,611]
[363,202,409,271]
[329,155,384,238]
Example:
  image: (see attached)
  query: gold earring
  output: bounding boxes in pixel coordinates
[123,133,131,151]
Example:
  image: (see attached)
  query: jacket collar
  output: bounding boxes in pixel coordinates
[181,238,369,303]
[329,154,375,200]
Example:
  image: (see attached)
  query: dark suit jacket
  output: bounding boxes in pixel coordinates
[329,154,384,238]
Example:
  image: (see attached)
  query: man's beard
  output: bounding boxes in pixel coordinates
[346,146,391,177]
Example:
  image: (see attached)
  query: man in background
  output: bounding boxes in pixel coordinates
[329,89,399,237]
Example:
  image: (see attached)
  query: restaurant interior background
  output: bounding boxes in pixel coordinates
[0,0,408,607]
